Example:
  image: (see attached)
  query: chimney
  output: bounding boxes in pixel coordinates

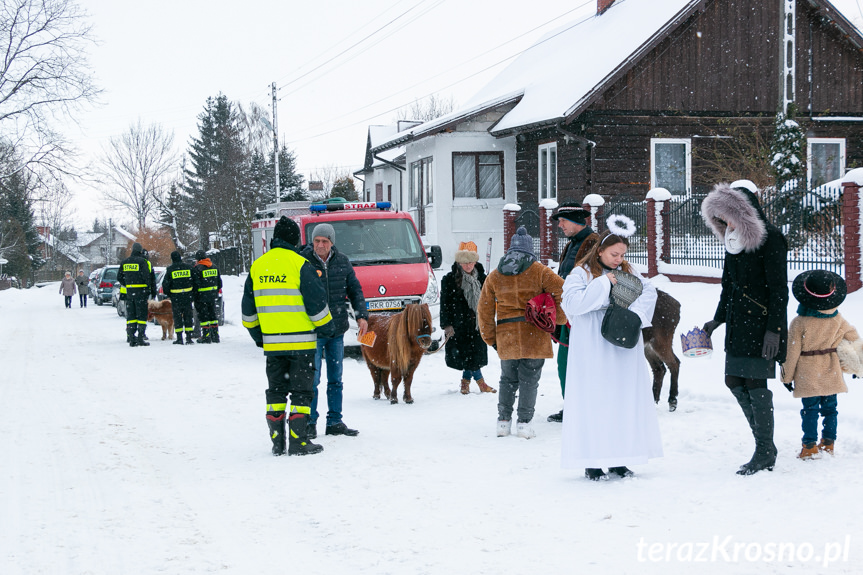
[597,0,615,15]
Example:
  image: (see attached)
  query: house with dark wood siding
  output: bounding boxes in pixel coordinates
[374,0,863,251]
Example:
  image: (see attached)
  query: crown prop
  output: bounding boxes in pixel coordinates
[680,326,713,358]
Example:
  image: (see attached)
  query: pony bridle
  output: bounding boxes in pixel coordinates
[416,334,432,349]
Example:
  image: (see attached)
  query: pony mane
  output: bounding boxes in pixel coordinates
[388,304,431,373]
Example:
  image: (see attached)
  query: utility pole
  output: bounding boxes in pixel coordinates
[272,82,280,204]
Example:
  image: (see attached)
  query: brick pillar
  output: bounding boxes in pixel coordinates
[539,204,553,263]
[843,180,862,293]
[503,205,520,253]
[661,201,671,264]
[646,198,658,277]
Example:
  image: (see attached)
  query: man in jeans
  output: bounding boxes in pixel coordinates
[477,227,565,439]
[301,223,369,438]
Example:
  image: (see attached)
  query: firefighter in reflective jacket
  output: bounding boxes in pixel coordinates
[242,216,335,456]
[193,250,222,343]
[163,250,196,345]
[117,242,156,347]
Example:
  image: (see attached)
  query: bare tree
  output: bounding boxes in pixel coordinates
[309,163,347,202]
[395,94,455,122]
[0,0,100,179]
[99,120,178,229]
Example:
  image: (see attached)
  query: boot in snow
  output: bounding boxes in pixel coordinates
[185,331,195,345]
[476,378,496,393]
[267,413,287,456]
[737,388,776,475]
[516,420,535,439]
[211,326,220,343]
[460,379,470,394]
[127,325,137,347]
[136,324,150,347]
[818,438,835,455]
[547,410,564,423]
[608,466,635,478]
[585,468,607,481]
[287,412,323,456]
[496,419,511,437]
[798,443,819,460]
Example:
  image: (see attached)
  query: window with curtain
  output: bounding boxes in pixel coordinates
[538,143,557,201]
[651,138,691,196]
[453,152,503,199]
[409,157,433,207]
[808,138,845,188]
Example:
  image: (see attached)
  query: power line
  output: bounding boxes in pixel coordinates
[284,1,598,145]
[277,0,437,93]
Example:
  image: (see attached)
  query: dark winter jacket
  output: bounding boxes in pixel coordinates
[558,226,594,280]
[117,243,156,300]
[162,262,196,301]
[300,244,368,336]
[440,262,488,371]
[194,258,222,300]
[702,183,789,364]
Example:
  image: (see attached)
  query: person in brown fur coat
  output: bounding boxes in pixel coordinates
[478,227,565,440]
[781,270,858,459]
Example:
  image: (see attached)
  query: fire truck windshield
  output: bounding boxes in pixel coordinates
[303,218,426,266]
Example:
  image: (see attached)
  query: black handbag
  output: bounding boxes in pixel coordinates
[601,300,642,349]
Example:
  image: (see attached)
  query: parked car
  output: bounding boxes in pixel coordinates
[92,265,119,305]
[87,269,101,299]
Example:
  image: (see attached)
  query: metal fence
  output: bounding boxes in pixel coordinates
[666,196,726,270]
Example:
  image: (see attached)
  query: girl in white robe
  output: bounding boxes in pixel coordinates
[560,225,663,480]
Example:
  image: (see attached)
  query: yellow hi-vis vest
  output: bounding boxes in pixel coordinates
[248,248,330,353]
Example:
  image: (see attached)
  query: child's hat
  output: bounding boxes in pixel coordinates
[792,270,846,310]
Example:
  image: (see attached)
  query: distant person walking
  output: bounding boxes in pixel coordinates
[75,270,88,308]
[701,180,788,476]
[59,271,76,309]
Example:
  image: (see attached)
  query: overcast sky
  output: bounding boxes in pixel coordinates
[65,0,863,229]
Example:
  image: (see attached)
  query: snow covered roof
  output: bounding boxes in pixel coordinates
[75,232,104,247]
[114,226,137,242]
[372,0,863,150]
[39,233,89,264]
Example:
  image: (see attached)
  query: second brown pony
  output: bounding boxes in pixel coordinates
[361,303,433,404]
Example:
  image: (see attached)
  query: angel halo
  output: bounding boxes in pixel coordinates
[606,214,637,238]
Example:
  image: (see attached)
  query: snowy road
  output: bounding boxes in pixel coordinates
[2,276,863,574]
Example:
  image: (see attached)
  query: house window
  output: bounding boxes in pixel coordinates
[410,157,433,208]
[651,138,691,196]
[538,143,557,201]
[453,152,504,199]
[808,138,845,188]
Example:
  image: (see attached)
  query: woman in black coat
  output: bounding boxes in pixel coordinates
[701,180,788,476]
[440,242,495,395]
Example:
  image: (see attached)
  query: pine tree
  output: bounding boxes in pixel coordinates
[770,104,806,192]
[277,145,306,201]
[0,165,44,280]
[330,176,358,201]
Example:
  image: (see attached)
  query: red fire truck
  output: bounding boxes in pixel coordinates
[251,200,442,340]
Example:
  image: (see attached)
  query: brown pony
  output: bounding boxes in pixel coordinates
[361,303,433,404]
[574,233,681,411]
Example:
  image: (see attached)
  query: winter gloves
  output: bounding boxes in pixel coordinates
[702,320,722,337]
[443,326,455,339]
[762,331,780,360]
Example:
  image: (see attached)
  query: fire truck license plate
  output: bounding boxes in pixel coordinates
[367,299,403,311]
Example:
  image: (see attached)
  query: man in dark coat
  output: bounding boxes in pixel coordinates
[547,203,594,422]
[440,241,495,394]
[300,223,368,438]
[193,250,223,343]
[163,250,196,345]
[117,242,156,347]
[701,179,788,476]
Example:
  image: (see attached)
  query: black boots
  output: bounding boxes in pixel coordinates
[608,466,635,478]
[127,325,137,347]
[137,325,150,346]
[173,334,184,345]
[547,410,564,423]
[288,412,323,456]
[267,413,287,456]
[585,468,607,481]
[211,326,220,343]
[733,387,777,475]
[185,331,195,345]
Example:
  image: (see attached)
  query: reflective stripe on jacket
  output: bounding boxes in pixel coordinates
[243,241,334,355]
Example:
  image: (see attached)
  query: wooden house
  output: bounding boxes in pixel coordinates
[375,0,863,253]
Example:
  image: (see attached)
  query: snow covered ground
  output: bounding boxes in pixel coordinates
[3,273,863,574]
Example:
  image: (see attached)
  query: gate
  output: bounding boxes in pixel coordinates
[665,196,725,270]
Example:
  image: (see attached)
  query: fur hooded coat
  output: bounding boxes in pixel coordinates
[701,183,789,365]
[440,262,488,371]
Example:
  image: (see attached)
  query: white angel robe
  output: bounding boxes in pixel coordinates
[560,266,663,469]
